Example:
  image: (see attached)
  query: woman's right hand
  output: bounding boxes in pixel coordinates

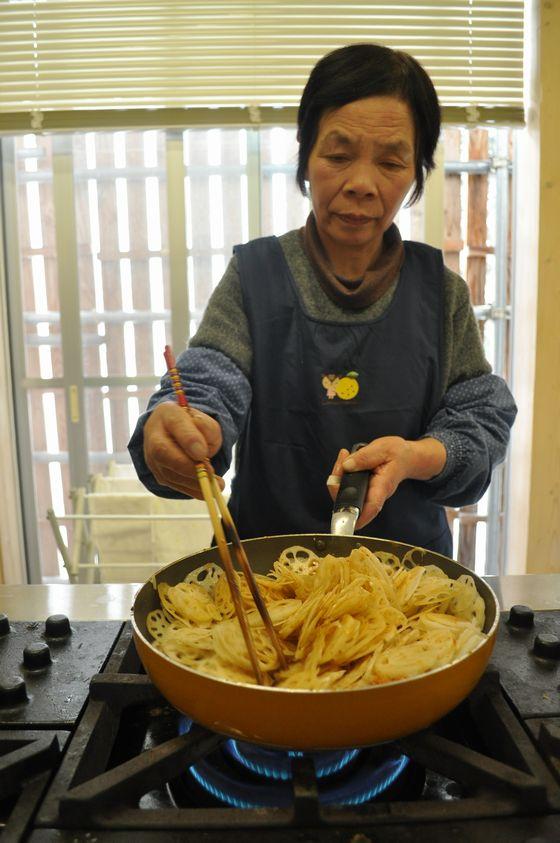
[143,402,225,498]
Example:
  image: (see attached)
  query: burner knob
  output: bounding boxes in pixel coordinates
[23,641,52,669]
[533,633,560,661]
[0,613,10,636]
[0,676,28,707]
[45,614,71,638]
[508,605,535,628]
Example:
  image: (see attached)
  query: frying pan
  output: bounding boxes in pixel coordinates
[132,532,499,750]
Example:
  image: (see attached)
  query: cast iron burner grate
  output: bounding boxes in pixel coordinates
[0,730,68,841]
[172,716,410,807]
[30,621,560,842]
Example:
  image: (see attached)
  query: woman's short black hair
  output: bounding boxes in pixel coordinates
[296,43,441,205]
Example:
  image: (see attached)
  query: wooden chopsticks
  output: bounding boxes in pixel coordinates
[163,346,287,684]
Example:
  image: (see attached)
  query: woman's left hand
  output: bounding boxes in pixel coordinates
[327,436,447,530]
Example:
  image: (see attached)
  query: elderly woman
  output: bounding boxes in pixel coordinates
[128,43,517,557]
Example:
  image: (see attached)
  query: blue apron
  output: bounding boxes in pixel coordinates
[228,235,452,557]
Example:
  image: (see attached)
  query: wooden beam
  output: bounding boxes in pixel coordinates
[507,0,560,573]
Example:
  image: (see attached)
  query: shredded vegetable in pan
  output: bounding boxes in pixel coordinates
[146,545,486,689]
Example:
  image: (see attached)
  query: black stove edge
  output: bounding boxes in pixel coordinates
[33,644,560,832]
[25,814,560,843]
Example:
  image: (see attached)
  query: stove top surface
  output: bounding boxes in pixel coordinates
[2,604,560,842]
[0,619,122,727]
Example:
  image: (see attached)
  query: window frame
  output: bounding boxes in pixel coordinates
[1,122,514,582]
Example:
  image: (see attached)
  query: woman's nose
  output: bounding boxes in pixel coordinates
[343,162,379,197]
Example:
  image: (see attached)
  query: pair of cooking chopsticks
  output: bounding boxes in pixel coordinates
[163,346,287,685]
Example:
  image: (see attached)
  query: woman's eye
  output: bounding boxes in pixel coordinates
[382,161,404,170]
[326,154,349,163]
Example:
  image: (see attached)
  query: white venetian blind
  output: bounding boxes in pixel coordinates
[0,0,525,130]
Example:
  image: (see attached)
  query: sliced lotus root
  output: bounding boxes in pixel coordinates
[281,546,320,575]
[147,608,186,641]
[184,562,224,595]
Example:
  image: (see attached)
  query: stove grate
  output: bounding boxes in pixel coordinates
[32,624,560,835]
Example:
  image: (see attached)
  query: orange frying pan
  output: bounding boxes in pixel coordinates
[132,533,499,750]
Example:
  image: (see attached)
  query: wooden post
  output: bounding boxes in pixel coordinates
[442,128,463,274]
[96,134,130,455]
[456,129,490,569]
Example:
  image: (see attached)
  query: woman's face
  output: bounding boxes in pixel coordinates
[306,96,416,259]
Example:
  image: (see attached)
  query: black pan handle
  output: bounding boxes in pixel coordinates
[333,443,370,513]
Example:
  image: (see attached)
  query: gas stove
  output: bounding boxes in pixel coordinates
[2,587,560,842]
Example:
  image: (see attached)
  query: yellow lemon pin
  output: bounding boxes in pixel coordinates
[335,372,359,400]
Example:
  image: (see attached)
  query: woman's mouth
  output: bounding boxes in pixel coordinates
[336,213,374,227]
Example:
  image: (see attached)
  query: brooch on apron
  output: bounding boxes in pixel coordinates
[321,371,360,401]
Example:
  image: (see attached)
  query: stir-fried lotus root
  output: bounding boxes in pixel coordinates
[146,545,486,689]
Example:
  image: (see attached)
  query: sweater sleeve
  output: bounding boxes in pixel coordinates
[441,266,491,392]
[420,373,517,506]
[127,347,251,498]
[128,255,254,498]
[425,375,517,506]
[416,263,517,506]
[189,254,252,377]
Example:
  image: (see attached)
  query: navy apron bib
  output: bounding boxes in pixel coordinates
[228,236,452,557]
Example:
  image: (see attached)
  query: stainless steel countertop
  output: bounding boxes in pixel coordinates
[1,575,560,620]
[0,583,140,620]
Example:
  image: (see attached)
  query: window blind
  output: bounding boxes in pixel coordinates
[0,0,525,131]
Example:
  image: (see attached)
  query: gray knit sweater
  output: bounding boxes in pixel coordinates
[128,230,517,507]
[190,229,491,392]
